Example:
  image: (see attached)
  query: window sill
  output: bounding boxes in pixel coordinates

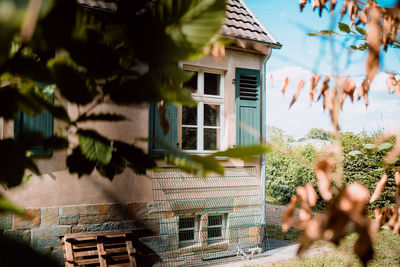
[182,150,229,161]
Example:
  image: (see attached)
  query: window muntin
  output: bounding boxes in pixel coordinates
[207,214,225,241]
[178,217,197,244]
[181,69,224,152]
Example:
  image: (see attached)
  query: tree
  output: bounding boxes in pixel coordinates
[267,126,296,145]
[305,128,333,141]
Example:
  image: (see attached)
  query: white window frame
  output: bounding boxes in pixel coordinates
[178,216,199,247]
[181,67,225,153]
[207,214,227,243]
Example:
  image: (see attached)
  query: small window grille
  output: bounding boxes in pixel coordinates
[178,217,195,242]
[207,215,223,239]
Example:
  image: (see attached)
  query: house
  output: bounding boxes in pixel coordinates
[0,0,281,265]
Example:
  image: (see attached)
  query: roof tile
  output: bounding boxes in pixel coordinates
[222,0,280,46]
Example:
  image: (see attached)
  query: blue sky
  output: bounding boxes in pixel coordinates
[246,0,400,139]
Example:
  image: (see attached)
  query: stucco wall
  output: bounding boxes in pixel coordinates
[1,48,266,208]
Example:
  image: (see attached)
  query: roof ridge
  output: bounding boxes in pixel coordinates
[238,0,279,44]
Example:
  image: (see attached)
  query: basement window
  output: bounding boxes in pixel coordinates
[208,214,226,242]
[178,216,198,247]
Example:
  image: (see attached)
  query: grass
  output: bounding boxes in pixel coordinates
[265,224,301,241]
[266,196,285,206]
[259,229,400,267]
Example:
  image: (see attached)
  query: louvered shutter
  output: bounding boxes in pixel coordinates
[14,83,54,156]
[148,103,177,157]
[14,111,54,156]
[235,68,260,146]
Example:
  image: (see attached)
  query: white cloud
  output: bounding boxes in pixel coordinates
[266,66,400,139]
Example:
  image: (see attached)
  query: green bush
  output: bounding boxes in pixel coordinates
[342,132,397,210]
[266,144,317,203]
[266,131,399,211]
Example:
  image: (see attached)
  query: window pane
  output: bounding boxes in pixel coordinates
[179,217,195,229]
[204,128,218,150]
[182,106,197,125]
[182,127,197,150]
[208,215,222,226]
[204,104,219,126]
[204,73,220,95]
[183,71,198,93]
[179,230,195,241]
[208,227,222,238]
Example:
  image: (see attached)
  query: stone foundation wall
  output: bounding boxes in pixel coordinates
[0,202,148,265]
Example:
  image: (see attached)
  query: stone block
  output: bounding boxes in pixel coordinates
[59,204,108,216]
[249,226,260,243]
[148,211,167,220]
[31,226,71,254]
[126,203,148,220]
[109,203,126,221]
[3,229,31,245]
[0,212,13,230]
[32,226,71,242]
[84,222,120,232]
[41,207,59,227]
[59,215,79,225]
[71,225,86,233]
[159,217,178,235]
[79,214,110,225]
[13,208,40,229]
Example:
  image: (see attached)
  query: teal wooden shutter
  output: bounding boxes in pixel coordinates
[235,68,260,146]
[14,110,54,156]
[148,103,177,157]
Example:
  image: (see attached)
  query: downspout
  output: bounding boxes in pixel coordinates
[260,47,272,251]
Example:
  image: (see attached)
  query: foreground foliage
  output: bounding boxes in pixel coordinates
[264,229,400,267]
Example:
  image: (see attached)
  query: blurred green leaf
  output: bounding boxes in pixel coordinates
[378,142,393,151]
[338,22,350,33]
[96,151,126,180]
[7,52,52,84]
[16,131,44,148]
[77,129,112,165]
[356,26,367,36]
[0,139,26,187]
[319,29,335,36]
[114,141,155,175]
[166,0,226,54]
[77,113,128,123]
[150,138,225,176]
[103,75,161,105]
[43,135,69,151]
[348,150,363,157]
[0,195,24,214]
[364,144,376,150]
[66,146,96,177]
[68,29,119,78]
[358,43,367,51]
[213,144,272,159]
[47,55,97,105]
[24,157,40,176]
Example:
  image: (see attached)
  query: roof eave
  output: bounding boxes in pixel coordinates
[221,34,282,55]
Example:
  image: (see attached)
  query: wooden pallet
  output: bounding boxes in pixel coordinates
[62,230,137,267]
